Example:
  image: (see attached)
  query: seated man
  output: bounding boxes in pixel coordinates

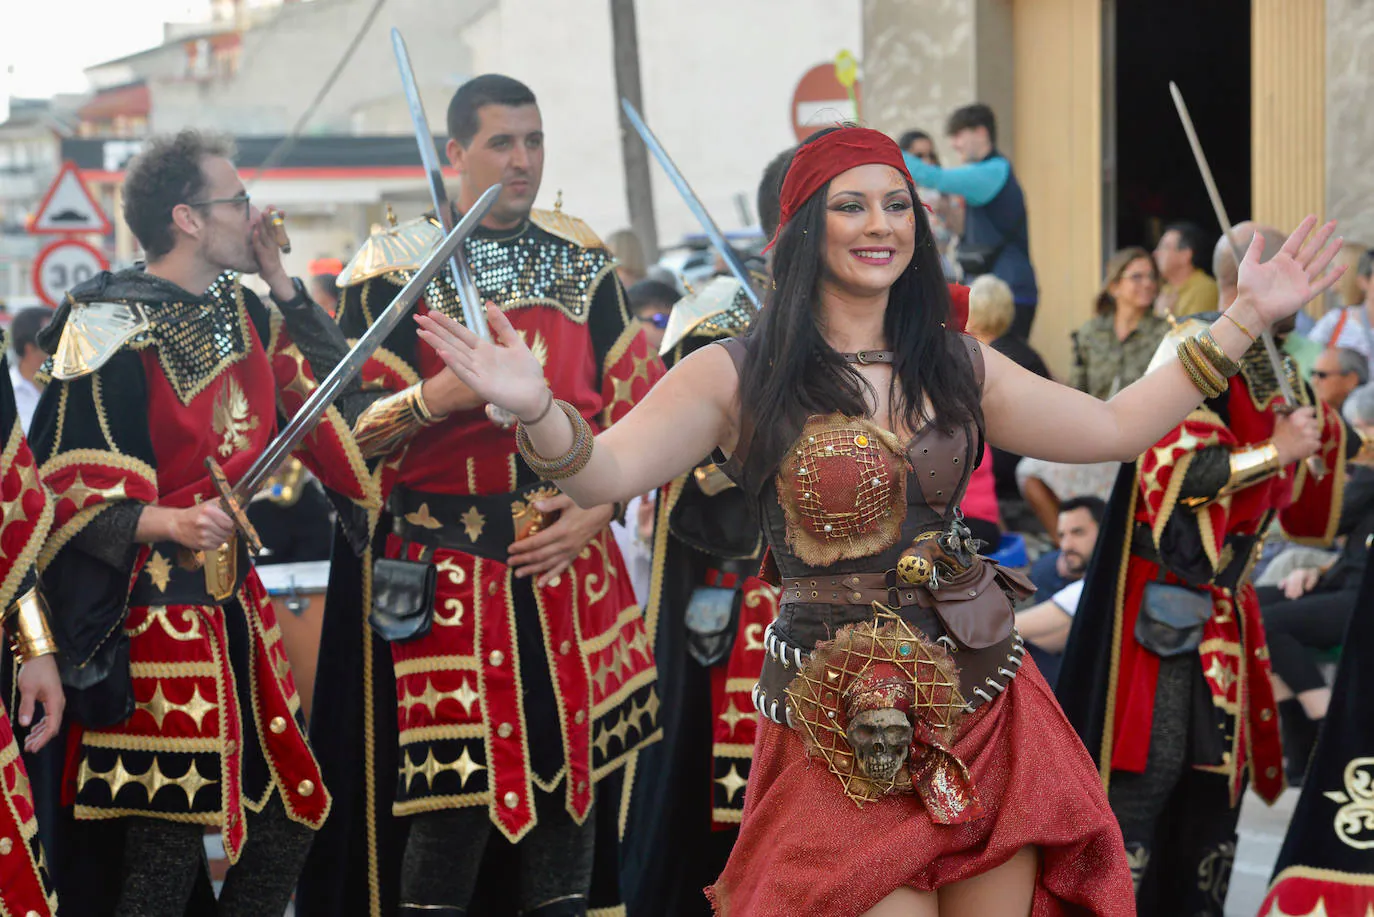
[1259,382,1374,782]
[1020,496,1105,688]
[1028,495,1106,600]
[1310,345,1367,411]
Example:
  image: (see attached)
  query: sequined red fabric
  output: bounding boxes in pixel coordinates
[709,657,1135,916]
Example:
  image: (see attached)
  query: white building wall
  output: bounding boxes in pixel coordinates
[468,0,862,245]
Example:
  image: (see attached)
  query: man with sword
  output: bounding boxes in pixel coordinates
[1057,88,1356,916]
[25,128,450,916]
[299,65,663,917]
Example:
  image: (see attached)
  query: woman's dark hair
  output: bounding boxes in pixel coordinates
[1094,246,1157,316]
[736,126,984,491]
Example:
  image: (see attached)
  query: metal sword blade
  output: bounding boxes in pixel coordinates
[1168,81,1298,407]
[392,28,490,340]
[230,182,502,502]
[619,98,762,310]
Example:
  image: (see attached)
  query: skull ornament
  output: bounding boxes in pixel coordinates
[846,707,914,781]
[842,661,918,784]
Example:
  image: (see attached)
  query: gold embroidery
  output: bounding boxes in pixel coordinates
[1203,656,1237,694]
[77,754,218,807]
[0,454,35,555]
[400,676,480,717]
[1324,756,1374,849]
[212,377,260,457]
[125,606,204,642]
[435,557,466,586]
[144,552,172,592]
[460,506,486,543]
[517,330,549,368]
[60,470,128,509]
[715,763,748,804]
[138,682,217,730]
[400,745,486,791]
[717,699,755,736]
[404,503,443,530]
[743,622,765,652]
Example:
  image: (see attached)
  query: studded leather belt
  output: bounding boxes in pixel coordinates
[780,573,927,609]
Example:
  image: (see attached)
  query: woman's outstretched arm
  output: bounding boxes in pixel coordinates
[417,305,740,508]
[982,217,1343,464]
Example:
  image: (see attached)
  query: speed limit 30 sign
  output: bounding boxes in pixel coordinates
[32,238,109,307]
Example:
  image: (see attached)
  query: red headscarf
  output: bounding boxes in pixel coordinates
[765,125,966,332]
[765,126,918,252]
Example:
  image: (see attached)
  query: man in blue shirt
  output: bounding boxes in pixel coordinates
[903,103,1039,337]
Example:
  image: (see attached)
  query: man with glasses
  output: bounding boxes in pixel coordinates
[627,278,678,352]
[1310,346,1368,411]
[29,129,379,916]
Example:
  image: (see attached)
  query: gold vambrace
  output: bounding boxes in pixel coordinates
[1217,441,1283,500]
[1,588,57,662]
[352,383,446,459]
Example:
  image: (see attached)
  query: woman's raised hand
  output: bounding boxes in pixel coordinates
[416,304,549,420]
[1237,216,1345,327]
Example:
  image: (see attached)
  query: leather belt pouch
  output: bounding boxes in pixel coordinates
[369,555,437,643]
[1135,582,1211,657]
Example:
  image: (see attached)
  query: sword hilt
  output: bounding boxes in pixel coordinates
[206,457,264,555]
[1271,402,1330,481]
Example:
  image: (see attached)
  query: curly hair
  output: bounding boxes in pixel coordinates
[122,130,236,259]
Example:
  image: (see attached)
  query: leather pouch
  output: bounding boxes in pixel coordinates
[684,586,740,667]
[369,553,437,643]
[1135,582,1212,657]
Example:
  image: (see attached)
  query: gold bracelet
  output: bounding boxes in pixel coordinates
[519,389,555,426]
[1177,338,1226,399]
[516,400,596,480]
[352,383,447,459]
[1194,329,1241,377]
[4,587,57,662]
[1186,336,1228,394]
[1220,310,1257,342]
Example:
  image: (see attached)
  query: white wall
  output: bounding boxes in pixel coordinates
[467,0,862,245]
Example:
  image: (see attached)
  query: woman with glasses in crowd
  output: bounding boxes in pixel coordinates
[1069,246,1173,401]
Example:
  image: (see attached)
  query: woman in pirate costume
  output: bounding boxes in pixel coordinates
[413,125,1345,915]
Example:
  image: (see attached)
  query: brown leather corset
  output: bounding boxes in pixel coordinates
[751,413,1031,726]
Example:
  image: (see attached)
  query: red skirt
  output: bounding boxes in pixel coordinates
[708,658,1134,916]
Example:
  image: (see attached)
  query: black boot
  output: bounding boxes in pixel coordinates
[399,906,464,916]
[1277,698,1320,785]
[520,896,587,917]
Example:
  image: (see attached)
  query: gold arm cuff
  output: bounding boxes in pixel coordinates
[352,383,447,459]
[1217,442,1283,499]
[5,588,57,662]
[1177,337,1227,399]
[1355,427,1374,466]
[1194,329,1241,378]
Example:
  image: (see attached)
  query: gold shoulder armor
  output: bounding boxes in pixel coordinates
[337,214,444,288]
[659,276,758,356]
[1145,315,1212,375]
[530,209,605,250]
[50,300,150,380]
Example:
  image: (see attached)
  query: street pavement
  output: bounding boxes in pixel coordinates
[1228,786,1300,917]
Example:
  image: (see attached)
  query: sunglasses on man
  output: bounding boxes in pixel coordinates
[637,311,671,330]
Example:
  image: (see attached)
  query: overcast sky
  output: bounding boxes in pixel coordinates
[2,1,210,99]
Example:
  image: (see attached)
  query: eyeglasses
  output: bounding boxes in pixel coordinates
[637,312,671,330]
[1121,272,1155,283]
[1311,369,1352,380]
[187,192,252,218]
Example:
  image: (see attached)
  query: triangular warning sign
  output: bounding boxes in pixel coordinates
[29,161,112,235]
